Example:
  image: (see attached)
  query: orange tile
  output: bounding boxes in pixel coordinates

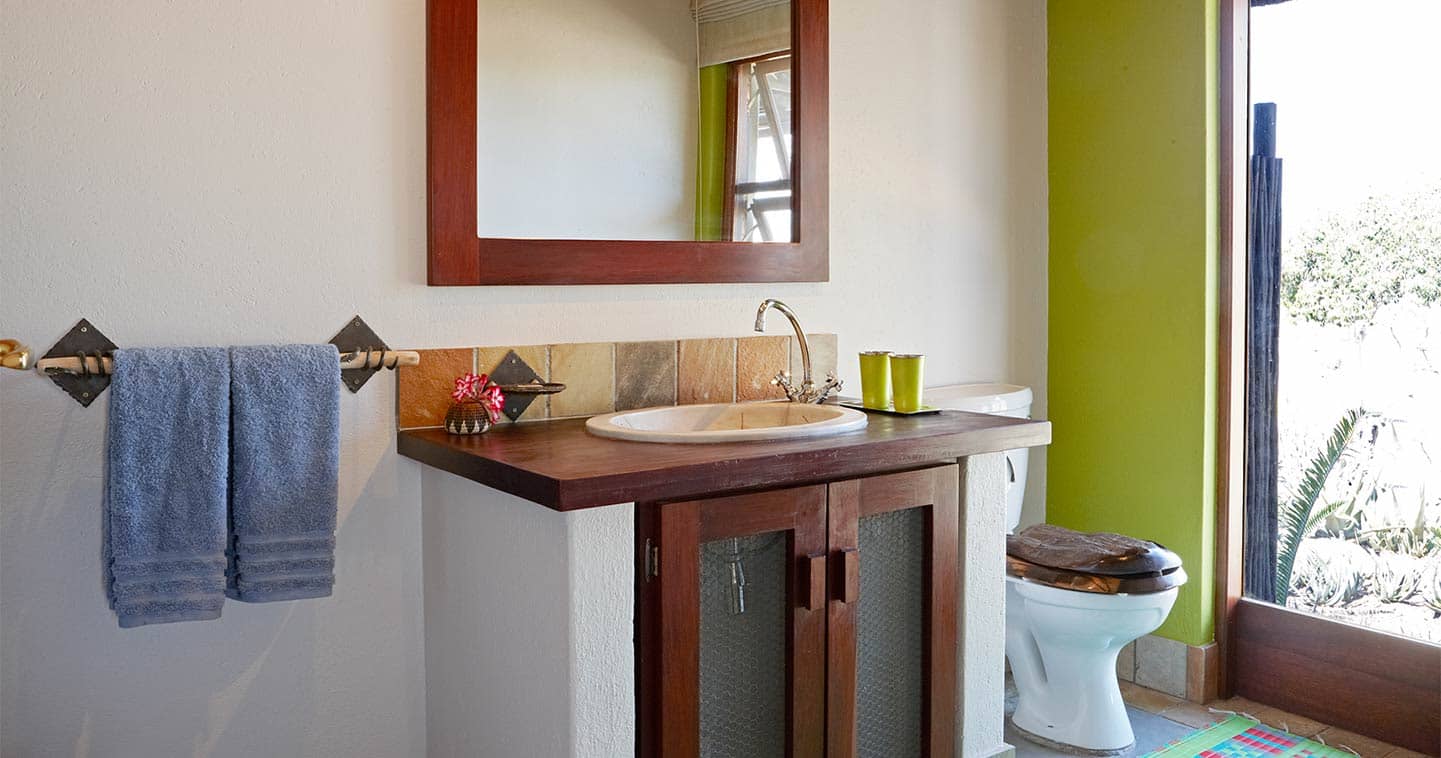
[736,335,789,401]
[678,338,735,405]
[396,348,476,429]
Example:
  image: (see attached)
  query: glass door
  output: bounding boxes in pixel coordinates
[1231,1,1441,751]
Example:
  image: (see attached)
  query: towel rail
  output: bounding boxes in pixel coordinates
[5,316,420,405]
[30,349,421,377]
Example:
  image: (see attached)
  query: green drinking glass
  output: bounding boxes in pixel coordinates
[890,354,925,413]
[858,351,893,409]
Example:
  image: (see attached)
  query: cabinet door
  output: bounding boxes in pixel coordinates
[638,486,828,758]
[826,466,959,758]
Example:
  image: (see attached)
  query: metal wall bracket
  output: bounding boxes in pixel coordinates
[41,319,117,407]
[329,315,391,394]
[486,349,543,421]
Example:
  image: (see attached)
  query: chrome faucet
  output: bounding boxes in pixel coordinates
[753,299,842,404]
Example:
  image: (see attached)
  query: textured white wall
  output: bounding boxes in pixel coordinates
[0,0,1046,756]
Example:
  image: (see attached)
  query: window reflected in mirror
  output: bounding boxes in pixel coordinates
[476,0,792,243]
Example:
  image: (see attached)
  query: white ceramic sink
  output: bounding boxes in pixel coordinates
[585,402,868,444]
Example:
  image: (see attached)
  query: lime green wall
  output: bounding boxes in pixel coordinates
[694,64,728,241]
[1047,0,1219,646]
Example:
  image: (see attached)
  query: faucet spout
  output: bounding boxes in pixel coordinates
[752,299,840,403]
[754,298,811,387]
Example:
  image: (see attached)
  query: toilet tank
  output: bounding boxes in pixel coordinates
[924,384,1032,532]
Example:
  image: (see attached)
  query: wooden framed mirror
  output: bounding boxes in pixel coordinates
[426,0,828,285]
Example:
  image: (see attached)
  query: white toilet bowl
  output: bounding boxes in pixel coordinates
[929,384,1185,754]
[1004,576,1179,753]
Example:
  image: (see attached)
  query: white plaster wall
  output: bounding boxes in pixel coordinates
[0,0,1046,756]
[476,0,699,239]
[422,470,635,757]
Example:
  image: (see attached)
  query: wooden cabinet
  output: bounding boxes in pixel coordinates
[635,465,960,758]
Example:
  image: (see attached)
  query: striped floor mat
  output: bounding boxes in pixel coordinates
[1142,715,1355,758]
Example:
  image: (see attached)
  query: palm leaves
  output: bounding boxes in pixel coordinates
[1275,408,1368,601]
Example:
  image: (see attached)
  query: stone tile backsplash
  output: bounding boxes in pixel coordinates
[677,338,735,406]
[614,341,677,412]
[397,333,836,430]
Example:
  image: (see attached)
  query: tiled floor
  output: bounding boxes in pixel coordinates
[1004,676,1431,757]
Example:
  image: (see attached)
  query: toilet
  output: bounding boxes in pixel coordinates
[925,385,1187,755]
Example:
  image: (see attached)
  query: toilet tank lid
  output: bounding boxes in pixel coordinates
[924,383,1032,413]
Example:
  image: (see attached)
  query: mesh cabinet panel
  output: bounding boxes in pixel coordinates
[856,507,926,757]
[699,532,788,758]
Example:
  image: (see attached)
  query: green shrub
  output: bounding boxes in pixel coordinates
[1281,185,1441,327]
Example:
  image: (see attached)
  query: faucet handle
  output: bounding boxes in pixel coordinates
[813,371,844,404]
[771,370,800,402]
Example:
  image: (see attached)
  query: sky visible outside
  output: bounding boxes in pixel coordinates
[1250,0,1441,233]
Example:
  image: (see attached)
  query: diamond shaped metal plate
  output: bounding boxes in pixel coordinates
[329,315,390,393]
[485,349,543,422]
[41,319,118,407]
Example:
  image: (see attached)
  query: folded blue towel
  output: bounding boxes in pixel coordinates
[227,345,340,602]
[106,347,231,628]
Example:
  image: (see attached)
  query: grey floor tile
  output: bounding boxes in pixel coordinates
[1128,706,1194,753]
[1003,703,1195,757]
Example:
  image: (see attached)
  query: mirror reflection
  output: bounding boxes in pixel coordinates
[476,0,793,242]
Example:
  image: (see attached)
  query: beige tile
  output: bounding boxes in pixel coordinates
[396,348,476,430]
[1204,696,1266,720]
[678,338,735,405]
[790,333,838,382]
[1120,680,1182,714]
[1159,701,1226,729]
[1246,704,1329,738]
[736,335,790,401]
[615,341,677,411]
[548,342,615,418]
[1135,634,1189,699]
[477,345,549,422]
[1315,727,1401,758]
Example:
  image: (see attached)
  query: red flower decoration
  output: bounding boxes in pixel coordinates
[478,383,505,423]
[452,372,505,423]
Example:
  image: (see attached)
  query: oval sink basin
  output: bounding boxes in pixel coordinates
[586,402,868,444]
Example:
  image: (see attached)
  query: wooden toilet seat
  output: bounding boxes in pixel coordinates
[1005,524,1186,595]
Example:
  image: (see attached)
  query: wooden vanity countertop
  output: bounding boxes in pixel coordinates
[398,410,1051,511]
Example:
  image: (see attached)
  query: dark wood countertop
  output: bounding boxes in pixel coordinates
[398,410,1050,511]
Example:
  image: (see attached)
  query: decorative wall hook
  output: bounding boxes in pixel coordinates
[39,319,118,407]
[329,316,419,393]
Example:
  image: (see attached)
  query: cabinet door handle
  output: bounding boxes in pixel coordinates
[801,553,826,611]
[835,547,859,604]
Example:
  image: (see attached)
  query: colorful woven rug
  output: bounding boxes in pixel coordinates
[1142,715,1354,758]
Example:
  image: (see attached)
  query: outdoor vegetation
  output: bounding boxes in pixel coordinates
[1274,185,1441,642]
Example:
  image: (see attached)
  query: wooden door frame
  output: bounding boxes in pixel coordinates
[825,465,958,758]
[636,486,829,758]
[1217,3,1441,752]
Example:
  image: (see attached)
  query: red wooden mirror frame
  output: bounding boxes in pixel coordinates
[426,0,829,286]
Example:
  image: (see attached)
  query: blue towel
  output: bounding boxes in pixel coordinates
[227,344,340,602]
[106,348,231,628]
